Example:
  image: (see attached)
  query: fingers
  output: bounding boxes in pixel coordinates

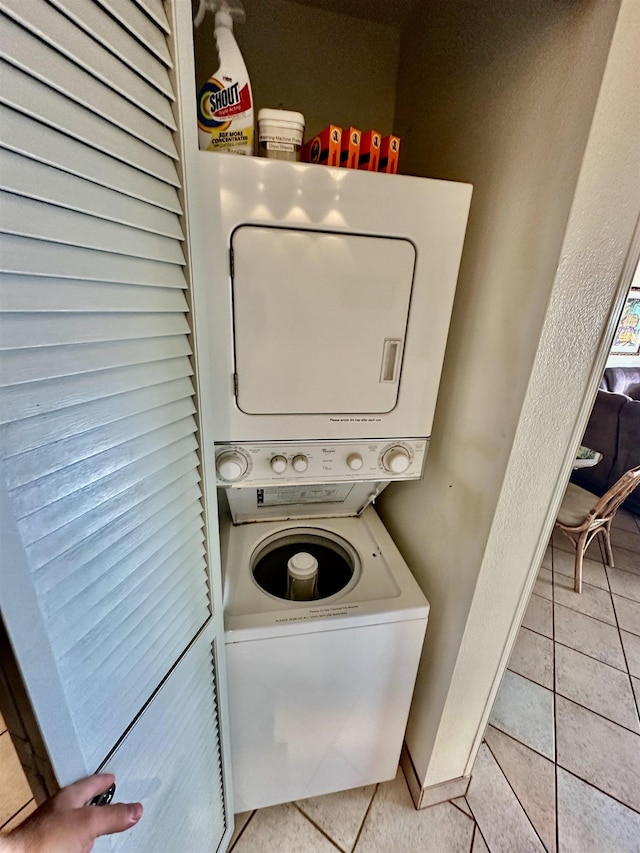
[85,801,143,838]
[56,774,116,808]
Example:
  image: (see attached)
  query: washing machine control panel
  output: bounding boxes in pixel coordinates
[215,439,428,486]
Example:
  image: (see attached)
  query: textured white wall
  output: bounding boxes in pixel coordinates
[378,0,637,789]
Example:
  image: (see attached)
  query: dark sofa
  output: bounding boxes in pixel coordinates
[571,367,640,516]
[600,366,640,399]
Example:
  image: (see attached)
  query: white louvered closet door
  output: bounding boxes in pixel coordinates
[0,1,230,851]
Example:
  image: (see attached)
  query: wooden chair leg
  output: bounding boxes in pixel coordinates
[601,522,615,567]
[574,532,588,593]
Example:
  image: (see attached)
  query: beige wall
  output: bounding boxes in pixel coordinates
[191,0,400,140]
[378,0,626,788]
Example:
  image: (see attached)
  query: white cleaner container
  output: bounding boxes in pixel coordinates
[195,0,254,154]
[258,109,305,161]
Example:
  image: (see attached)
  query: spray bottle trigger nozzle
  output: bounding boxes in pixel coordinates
[194,0,246,27]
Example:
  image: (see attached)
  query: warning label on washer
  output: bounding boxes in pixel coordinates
[275,604,360,623]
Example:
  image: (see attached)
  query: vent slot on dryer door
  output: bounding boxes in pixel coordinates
[231,227,416,415]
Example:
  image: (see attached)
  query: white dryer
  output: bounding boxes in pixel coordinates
[220,504,429,812]
[195,154,472,446]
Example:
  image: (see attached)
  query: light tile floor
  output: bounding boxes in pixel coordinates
[0,713,35,833]
[229,508,640,853]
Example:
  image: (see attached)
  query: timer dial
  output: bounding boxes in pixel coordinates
[292,455,309,472]
[216,450,248,482]
[381,445,411,474]
[270,455,288,474]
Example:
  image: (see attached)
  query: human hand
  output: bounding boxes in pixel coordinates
[0,774,143,853]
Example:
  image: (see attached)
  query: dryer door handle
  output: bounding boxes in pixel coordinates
[380,338,402,383]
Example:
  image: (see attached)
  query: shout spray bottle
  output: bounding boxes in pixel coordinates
[195,0,254,154]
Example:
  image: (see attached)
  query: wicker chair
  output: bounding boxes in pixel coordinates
[555,465,640,593]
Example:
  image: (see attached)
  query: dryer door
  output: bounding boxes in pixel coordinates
[231,226,416,415]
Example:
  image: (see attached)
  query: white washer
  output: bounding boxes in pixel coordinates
[221,505,429,812]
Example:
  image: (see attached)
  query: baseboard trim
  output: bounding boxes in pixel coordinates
[400,743,470,809]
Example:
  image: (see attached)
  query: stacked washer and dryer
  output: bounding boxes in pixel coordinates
[196,154,472,812]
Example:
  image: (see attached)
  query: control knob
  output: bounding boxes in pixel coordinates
[270,455,288,474]
[216,450,248,482]
[292,455,309,472]
[382,445,411,474]
[346,453,364,471]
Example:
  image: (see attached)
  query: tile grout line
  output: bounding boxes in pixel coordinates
[489,718,640,819]
[505,660,551,693]
[551,581,620,629]
[484,738,549,850]
[552,594,638,637]
[0,799,35,834]
[552,635,627,675]
[450,798,475,821]
[522,592,553,641]
[555,762,640,818]
[553,684,640,736]
[605,574,640,606]
[607,544,640,723]
[227,810,255,852]
[630,665,640,721]
[291,803,347,852]
[478,738,548,852]
[475,823,492,853]
[463,797,481,852]
[464,802,493,853]
[551,540,560,853]
[468,822,476,853]
[506,656,640,740]
[349,783,379,853]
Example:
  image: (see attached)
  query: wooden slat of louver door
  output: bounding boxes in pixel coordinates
[0,4,229,846]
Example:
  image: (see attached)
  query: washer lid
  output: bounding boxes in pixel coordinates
[231,226,416,415]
